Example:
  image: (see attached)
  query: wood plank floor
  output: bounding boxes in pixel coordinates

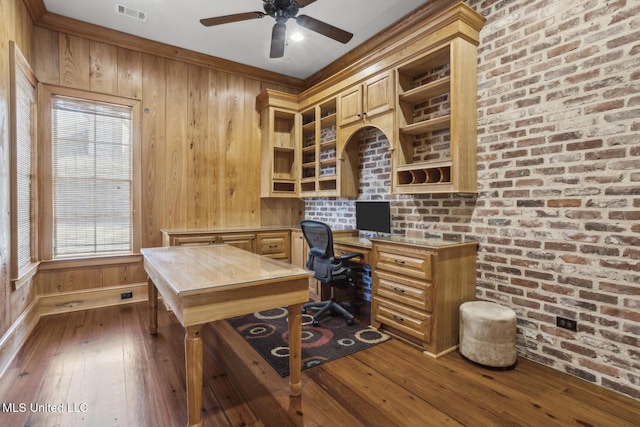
[1,302,639,426]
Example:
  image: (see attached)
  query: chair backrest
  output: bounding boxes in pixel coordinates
[300,220,335,282]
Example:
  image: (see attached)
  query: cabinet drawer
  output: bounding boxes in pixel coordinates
[373,298,432,343]
[334,243,368,265]
[374,271,434,312]
[374,245,433,280]
[219,233,256,253]
[256,232,290,261]
[172,235,217,246]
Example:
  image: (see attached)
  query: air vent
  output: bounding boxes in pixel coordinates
[115,3,147,21]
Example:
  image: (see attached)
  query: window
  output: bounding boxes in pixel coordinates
[10,41,38,288]
[40,85,141,261]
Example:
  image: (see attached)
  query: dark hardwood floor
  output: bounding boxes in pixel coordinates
[1,301,639,426]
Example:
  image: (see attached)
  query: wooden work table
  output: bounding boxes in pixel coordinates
[141,244,313,427]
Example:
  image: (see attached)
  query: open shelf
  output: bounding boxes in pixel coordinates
[258,91,300,198]
[393,38,478,194]
[395,162,452,185]
[400,115,450,135]
[299,98,338,197]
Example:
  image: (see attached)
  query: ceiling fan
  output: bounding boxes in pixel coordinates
[200,0,354,58]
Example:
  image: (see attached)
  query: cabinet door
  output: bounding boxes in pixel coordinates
[363,71,394,119]
[219,233,256,252]
[291,230,321,301]
[338,85,363,126]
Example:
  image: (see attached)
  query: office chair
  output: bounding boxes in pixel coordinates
[300,220,363,326]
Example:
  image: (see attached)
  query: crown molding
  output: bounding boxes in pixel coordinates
[22,0,307,90]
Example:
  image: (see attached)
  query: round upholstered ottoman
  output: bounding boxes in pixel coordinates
[459,301,517,367]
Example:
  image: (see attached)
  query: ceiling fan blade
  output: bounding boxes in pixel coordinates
[270,22,287,58]
[295,15,353,44]
[295,0,317,7]
[200,12,264,27]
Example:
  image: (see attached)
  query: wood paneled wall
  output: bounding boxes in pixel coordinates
[1,5,303,302]
[1,0,37,341]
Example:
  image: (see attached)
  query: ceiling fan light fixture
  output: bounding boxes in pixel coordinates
[290,32,304,41]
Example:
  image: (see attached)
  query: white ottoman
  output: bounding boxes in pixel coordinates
[459,301,517,367]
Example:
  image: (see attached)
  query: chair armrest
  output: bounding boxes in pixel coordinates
[336,252,363,262]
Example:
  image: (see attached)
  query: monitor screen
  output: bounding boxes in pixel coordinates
[355,201,391,234]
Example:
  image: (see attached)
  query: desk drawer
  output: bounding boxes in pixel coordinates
[334,243,369,265]
[373,298,432,343]
[172,235,217,246]
[374,271,434,312]
[373,244,433,280]
[256,232,290,261]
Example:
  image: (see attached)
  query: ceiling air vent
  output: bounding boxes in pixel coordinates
[115,3,147,21]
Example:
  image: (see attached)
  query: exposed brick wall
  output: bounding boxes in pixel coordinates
[305,0,640,400]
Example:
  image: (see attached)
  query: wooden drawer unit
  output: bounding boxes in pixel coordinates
[162,229,293,262]
[374,244,433,280]
[256,232,290,262]
[370,238,478,358]
[374,270,434,312]
[374,298,432,343]
[171,235,218,246]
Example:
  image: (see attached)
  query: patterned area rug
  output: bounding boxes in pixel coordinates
[227,307,391,377]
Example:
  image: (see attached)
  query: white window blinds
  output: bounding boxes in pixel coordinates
[15,56,36,270]
[51,96,133,258]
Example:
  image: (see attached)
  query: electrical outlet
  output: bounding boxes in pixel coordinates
[556,316,577,332]
[121,291,133,300]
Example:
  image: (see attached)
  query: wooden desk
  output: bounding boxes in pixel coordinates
[333,235,372,265]
[141,245,312,427]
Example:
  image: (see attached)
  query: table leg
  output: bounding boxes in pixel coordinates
[185,325,203,427]
[288,303,302,396]
[148,278,158,335]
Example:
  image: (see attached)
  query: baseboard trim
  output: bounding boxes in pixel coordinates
[0,283,148,376]
[0,298,40,378]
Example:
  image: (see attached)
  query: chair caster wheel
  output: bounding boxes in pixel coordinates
[347,319,354,326]
[312,320,319,327]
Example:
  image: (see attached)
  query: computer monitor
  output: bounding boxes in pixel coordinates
[355,201,391,234]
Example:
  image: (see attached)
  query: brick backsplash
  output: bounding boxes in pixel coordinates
[304,0,640,400]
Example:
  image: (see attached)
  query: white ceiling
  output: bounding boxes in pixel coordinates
[42,0,428,80]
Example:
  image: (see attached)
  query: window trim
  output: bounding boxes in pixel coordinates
[39,84,142,264]
[10,41,39,289]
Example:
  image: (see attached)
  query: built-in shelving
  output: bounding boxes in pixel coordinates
[258,90,300,198]
[393,38,479,194]
[299,98,339,197]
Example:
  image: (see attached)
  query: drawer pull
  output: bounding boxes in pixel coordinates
[393,259,405,265]
[268,244,278,249]
[393,287,405,294]
[392,315,404,322]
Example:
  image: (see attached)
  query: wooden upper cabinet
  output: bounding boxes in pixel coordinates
[338,71,394,127]
[257,3,484,197]
[299,98,341,198]
[363,71,395,120]
[338,85,362,126]
[258,90,300,198]
[393,36,479,194]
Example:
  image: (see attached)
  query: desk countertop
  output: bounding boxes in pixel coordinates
[333,236,373,248]
[371,235,479,248]
[141,244,311,296]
